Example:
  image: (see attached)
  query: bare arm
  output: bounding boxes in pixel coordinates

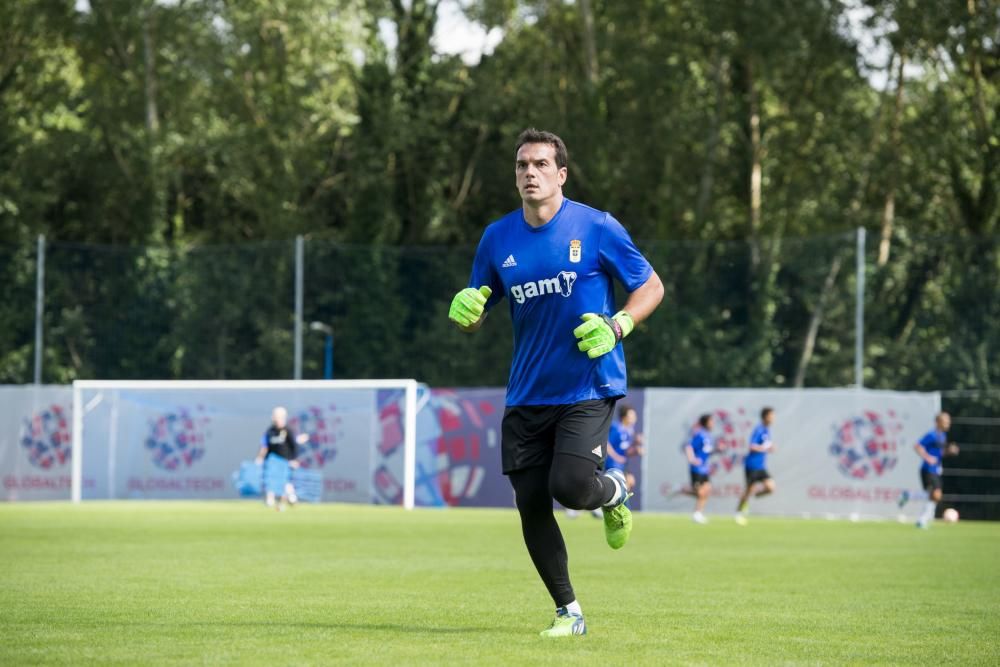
[684,444,698,466]
[255,446,267,463]
[914,443,937,465]
[620,270,664,325]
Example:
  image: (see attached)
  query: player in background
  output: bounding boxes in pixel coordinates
[607,404,644,493]
[734,407,776,525]
[448,128,663,637]
[567,403,643,519]
[684,413,714,524]
[255,406,309,510]
[911,411,960,529]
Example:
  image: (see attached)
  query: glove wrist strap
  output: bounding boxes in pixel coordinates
[613,310,634,338]
[599,314,623,344]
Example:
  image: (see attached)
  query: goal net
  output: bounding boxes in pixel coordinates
[71,380,420,508]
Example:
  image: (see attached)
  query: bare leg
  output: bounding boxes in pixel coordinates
[755,479,776,498]
[695,483,711,513]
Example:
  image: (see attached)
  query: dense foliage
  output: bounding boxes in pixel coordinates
[0,0,997,390]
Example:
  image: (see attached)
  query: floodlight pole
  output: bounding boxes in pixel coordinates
[309,321,334,379]
[855,227,866,389]
[293,235,304,379]
[34,234,45,385]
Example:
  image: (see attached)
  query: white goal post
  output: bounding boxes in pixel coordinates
[71,379,420,508]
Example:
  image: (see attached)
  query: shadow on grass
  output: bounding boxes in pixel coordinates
[86,620,501,635]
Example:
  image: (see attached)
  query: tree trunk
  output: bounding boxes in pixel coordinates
[793,253,843,388]
[747,55,762,268]
[877,54,905,266]
[695,54,728,228]
[579,0,599,88]
[142,5,165,238]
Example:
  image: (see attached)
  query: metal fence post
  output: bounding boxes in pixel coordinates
[855,227,866,389]
[34,234,46,385]
[294,235,304,380]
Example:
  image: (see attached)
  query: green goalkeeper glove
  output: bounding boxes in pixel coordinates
[449,286,492,328]
[573,311,635,359]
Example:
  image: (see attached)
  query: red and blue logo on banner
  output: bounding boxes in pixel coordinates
[20,405,72,470]
[144,406,210,471]
[829,410,902,479]
[289,405,340,469]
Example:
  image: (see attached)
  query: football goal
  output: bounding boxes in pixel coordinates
[71,379,421,508]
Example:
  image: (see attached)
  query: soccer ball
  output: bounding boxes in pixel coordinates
[942,508,959,523]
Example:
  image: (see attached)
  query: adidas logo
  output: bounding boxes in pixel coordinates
[502,254,517,268]
[592,445,602,456]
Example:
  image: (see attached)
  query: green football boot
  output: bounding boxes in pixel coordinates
[601,468,633,550]
[539,607,587,637]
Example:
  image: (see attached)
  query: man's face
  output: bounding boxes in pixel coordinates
[515,142,566,205]
[622,409,637,427]
[704,417,715,432]
[937,413,951,432]
[763,411,775,426]
[272,408,287,429]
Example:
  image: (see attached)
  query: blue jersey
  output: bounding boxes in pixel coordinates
[918,430,946,475]
[689,427,713,475]
[606,421,634,471]
[469,199,653,406]
[744,423,772,471]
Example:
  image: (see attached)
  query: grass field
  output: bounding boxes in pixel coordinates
[2,503,998,666]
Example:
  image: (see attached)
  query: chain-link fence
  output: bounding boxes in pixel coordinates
[1,231,997,392]
[3,231,997,516]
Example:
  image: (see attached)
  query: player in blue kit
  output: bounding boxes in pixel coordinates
[734,407,776,525]
[448,129,663,637]
[606,404,643,491]
[912,411,959,529]
[685,413,714,524]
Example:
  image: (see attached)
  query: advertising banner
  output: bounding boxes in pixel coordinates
[642,389,941,518]
[77,387,378,502]
[0,386,77,501]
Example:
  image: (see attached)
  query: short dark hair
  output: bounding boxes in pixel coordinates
[761,407,774,420]
[698,413,713,428]
[515,128,568,169]
[618,404,635,420]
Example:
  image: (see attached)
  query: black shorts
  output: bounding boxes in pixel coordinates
[921,470,942,492]
[690,471,710,488]
[501,398,617,474]
[745,468,771,485]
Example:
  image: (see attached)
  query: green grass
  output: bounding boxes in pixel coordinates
[1,503,998,666]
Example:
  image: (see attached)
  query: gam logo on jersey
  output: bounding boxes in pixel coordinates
[829,410,903,479]
[289,405,340,469]
[145,406,210,471]
[510,271,577,304]
[20,405,72,470]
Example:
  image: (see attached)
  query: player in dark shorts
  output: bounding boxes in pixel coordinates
[448,129,663,637]
[735,407,776,525]
[912,411,959,528]
[684,413,714,524]
[255,406,308,511]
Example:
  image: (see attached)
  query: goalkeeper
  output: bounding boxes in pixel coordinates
[449,128,663,638]
[255,406,308,511]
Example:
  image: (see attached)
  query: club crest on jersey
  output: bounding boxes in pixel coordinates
[569,239,582,263]
[510,271,577,304]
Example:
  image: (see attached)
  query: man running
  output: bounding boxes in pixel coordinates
[912,411,960,529]
[448,128,663,637]
[734,407,776,525]
[685,413,714,524]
